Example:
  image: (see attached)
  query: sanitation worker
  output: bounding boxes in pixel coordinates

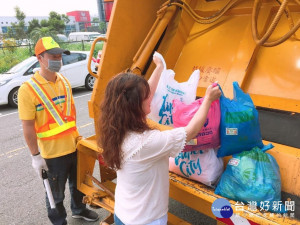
[18,37,99,225]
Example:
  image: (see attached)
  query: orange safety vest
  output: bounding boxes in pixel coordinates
[25,74,77,140]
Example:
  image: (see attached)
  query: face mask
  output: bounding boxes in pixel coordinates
[47,59,62,72]
[40,56,62,72]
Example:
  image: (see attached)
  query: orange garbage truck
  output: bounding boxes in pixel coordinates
[77,0,300,224]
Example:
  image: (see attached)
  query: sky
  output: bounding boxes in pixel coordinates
[0,0,99,17]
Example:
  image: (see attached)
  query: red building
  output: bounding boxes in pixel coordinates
[67,11,91,29]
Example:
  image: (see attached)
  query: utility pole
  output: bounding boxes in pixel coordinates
[97,0,106,33]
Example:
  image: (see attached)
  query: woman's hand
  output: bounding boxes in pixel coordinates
[185,82,221,141]
[148,52,165,98]
[205,83,221,103]
[153,54,164,70]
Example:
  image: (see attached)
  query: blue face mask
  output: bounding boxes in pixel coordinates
[47,59,62,72]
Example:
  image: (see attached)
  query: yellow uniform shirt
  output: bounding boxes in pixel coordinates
[18,71,79,159]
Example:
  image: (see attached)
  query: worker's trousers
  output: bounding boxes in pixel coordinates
[45,151,86,225]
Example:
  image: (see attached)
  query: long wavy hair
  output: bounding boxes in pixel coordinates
[98,73,151,170]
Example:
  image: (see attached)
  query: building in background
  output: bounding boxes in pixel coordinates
[64,16,77,35]
[66,11,92,31]
[0,0,115,37]
[0,15,77,35]
[0,16,48,34]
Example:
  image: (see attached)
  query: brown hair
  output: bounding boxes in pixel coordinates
[98,73,151,170]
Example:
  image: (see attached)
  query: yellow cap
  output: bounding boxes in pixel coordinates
[35,37,70,56]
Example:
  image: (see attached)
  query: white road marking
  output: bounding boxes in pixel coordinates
[74,93,92,99]
[0,146,27,159]
[0,111,18,118]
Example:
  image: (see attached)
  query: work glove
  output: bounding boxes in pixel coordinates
[31,153,48,179]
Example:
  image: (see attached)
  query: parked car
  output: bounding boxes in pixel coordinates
[56,34,68,42]
[0,51,96,108]
[16,39,33,46]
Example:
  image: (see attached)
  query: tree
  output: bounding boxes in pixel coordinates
[48,11,66,34]
[10,7,27,40]
[30,27,55,44]
[62,14,70,24]
[27,19,41,35]
[99,21,107,33]
[15,6,25,21]
[3,39,17,52]
[92,17,100,22]
[28,11,68,44]
[6,27,15,39]
[40,19,49,27]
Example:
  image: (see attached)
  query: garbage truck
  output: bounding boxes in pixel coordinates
[77,0,300,224]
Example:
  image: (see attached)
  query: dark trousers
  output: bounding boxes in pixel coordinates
[45,151,86,225]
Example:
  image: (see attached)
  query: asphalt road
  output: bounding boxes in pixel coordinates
[0,87,215,225]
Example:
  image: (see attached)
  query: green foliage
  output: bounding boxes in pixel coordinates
[92,17,100,22]
[15,6,25,21]
[48,11,66,34]
[27,11,67,43]
[62,14,70,24]
[92,43,103,57]
[3,39,17,53]
[99,22,107,33]
[30,27,56,45]
[27,19,41,35]
[6,27,14,39]
[87,26,101,33]
[59,41,103,57]
[11,7,27,40]
[0,48,31,73]
[40,19,49,27]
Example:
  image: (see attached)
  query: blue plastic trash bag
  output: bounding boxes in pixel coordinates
[217,82,263,157]
[215,144,285,213]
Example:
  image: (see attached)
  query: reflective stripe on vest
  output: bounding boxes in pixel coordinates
[27,78,64,126]
[26,76,76,139]
[58,74,71,116]
[36,121,76,138]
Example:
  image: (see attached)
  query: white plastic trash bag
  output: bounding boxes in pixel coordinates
[169,148,224,187]
[148,52,200,126]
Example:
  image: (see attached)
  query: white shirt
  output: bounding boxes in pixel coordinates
[115,127,187,225]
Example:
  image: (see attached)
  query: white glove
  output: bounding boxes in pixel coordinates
[31,153,48,179]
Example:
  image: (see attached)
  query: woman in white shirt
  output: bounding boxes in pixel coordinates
[98,53,221,225]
